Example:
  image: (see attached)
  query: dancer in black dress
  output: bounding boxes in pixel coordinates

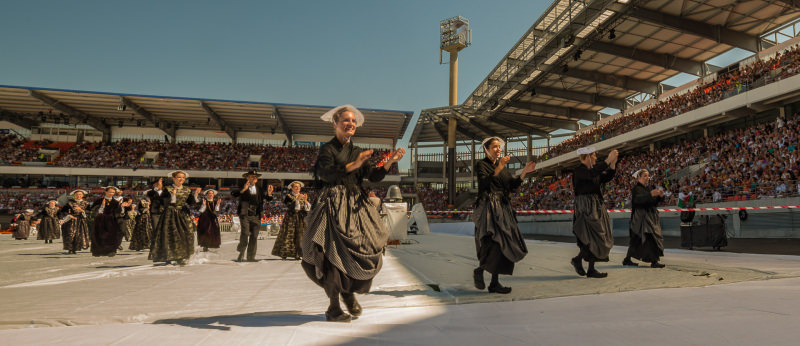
[623,169,666,268]
[570,147,618,278]
[472,137,536,293]
[149,170,200,265]
[196,189,222,252]
[36,200,61,243]
[61,189,91,254]
[301,105,405,322]
[272,181,309,260]
[90,187,129,257]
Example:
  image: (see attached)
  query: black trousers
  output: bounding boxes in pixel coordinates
[238,215,260,260]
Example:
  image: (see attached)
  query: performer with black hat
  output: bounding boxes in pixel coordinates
[231,170,273,262]
[301,104,406,322]
[570,147,618,278]
[623,168,666,268]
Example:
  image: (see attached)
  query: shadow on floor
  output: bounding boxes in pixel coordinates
[152,311,319,330]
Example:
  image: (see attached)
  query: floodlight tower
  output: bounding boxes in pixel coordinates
[440,16,471,206]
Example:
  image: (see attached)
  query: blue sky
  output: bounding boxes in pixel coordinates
[0,1,551,139]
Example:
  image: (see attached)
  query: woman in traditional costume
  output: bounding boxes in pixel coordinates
[623,169,666,268]
[36,200,61,243]
[570,147,618,278]
[472,137,536,294]
[196,189,222,252]
[272,181,310,260]
[149,170,199,265]
[61,189,91,254]
[301,105,405,322]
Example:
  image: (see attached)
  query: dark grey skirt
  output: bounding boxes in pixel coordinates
[473,193,528,275]
[627,208,664,262]
[301,185,388,293]
[573,194,614,261]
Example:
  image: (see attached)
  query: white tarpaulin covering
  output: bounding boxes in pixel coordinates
[382,202,408,241]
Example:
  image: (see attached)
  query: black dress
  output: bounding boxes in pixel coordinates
[196,199,221,249]
[572,161,616,262]
[626,183,665,263]
[473,157,528,275]
[36,207,61,241]
[272,194,308,259]
[129,200,153,251]
[301,138,390,295]
[12,214,32,240]
[90,198,123,257]
[60,199,91,252]
[149,186,198,263]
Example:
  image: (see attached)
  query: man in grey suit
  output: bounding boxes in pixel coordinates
[231,170,273,262]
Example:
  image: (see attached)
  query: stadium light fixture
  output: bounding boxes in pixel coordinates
[117,104,126,111]
[609,29,616,40]
[439,16,471,63]
[563,64,569,73]
[530,88,536,96]
[573,49,582,61]
[118,120,124,128]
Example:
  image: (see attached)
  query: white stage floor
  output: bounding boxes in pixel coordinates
[1,228,799,345]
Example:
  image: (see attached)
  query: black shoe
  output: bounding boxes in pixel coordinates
[622,258,639,267]
[325,309,352,322]
[586,269,608,278]
[203,247,208,252]
[246,258,258,262]
[487,282,512,294]
[341,293,362,317]
[473,268,485,290]
[651,262,665,268]
[236,252,244,262]
[571,257,586,276]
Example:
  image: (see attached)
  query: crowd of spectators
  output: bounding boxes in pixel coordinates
[513,113,800,210]
[0,135,49,164]
[3,138,399,174]
[539,44,800,160]
[0,190,64,216]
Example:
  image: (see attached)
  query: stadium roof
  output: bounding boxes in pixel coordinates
[412,0,800,143]
[0,85,413,142]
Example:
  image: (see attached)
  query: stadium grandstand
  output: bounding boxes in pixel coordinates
[410,0,800,237]
[0,85,411,218]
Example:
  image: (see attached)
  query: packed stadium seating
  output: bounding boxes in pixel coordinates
[538,44,800,161]
[1,137,398,174]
